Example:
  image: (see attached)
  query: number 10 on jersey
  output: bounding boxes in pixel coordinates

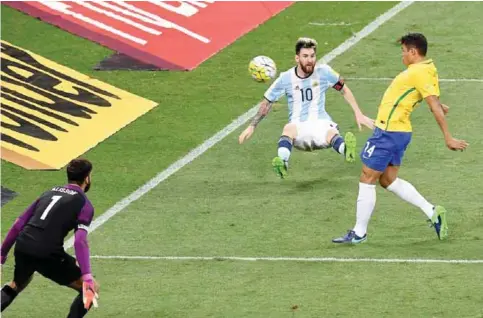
[300,88,313,102]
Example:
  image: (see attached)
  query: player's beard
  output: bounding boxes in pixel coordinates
[84,181,91,193]
[300,63,314,75]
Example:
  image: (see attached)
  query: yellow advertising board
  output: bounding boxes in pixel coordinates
[1,41,158,170]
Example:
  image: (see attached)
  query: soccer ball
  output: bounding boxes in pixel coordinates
[248,56,277,82]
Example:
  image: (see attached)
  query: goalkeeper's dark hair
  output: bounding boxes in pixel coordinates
[67,158,92,185]
[295,37,317,55]
[400,33,428,56]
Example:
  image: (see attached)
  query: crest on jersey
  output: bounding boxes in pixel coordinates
[313,81,319,87]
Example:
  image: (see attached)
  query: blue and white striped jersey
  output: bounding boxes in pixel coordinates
[263,64,341,123]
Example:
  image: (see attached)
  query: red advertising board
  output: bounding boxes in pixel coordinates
[5,1,293,70]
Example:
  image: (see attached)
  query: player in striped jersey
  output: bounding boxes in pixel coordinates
[239,37,374,178]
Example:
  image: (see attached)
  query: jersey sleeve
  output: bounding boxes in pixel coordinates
[263,75,285,103]
[411,68,439,98]
[321,64,344,91]
[1,199,39,261]
[74,229,92,275]
[76,199,94,232]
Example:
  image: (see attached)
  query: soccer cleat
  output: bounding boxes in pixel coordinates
[344,132,357,163]
[430,205,448,240]
[332,230,367,244]
[272,156,288,179]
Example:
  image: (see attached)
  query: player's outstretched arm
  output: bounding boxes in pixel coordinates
[340,85,375,131]
[0,201,37,265]
[426,95,468,151]
[74,229,99,308]
[75,203,98,309]
[238,98,273,144]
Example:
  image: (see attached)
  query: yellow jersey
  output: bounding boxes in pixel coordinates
[375,59,440,132]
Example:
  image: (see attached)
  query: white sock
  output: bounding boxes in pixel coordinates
[338,143,345,155]
[386,178,434,219]
[278,147,291,162]
[353,183,376,237]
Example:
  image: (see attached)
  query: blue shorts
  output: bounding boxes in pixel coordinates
[360,127,412,172]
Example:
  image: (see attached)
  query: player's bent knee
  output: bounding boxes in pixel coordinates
[360,165,381,184]
[68,278,83,292]
[325,128,339,144]
[282,123,297,139]
[379,166,399,188]
[379,175,395,189]
[379,176,390,189]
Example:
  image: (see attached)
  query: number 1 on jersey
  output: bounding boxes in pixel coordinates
[40,195,62,220]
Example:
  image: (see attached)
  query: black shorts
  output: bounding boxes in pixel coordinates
[13,248,81,286]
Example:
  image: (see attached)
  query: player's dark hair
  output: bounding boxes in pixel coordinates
[67,158,92,185]
[400,33,428,56]
[295,37,317,55]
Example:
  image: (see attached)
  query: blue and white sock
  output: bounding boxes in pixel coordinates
[330,134,345,156]
[278,135,293,162]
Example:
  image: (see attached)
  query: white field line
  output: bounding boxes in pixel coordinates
[347,77,483,83]
[317,1,414,64]
[65,1,415,250]
[91,255,483,264]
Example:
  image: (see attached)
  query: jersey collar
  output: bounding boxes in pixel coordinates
[294,66,314,79]
[65,183,84,193]
[409,58,433,67]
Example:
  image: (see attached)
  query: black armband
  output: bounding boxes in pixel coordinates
[332,77,345,91]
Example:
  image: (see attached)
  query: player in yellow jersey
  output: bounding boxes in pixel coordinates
[332,33,468,244]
